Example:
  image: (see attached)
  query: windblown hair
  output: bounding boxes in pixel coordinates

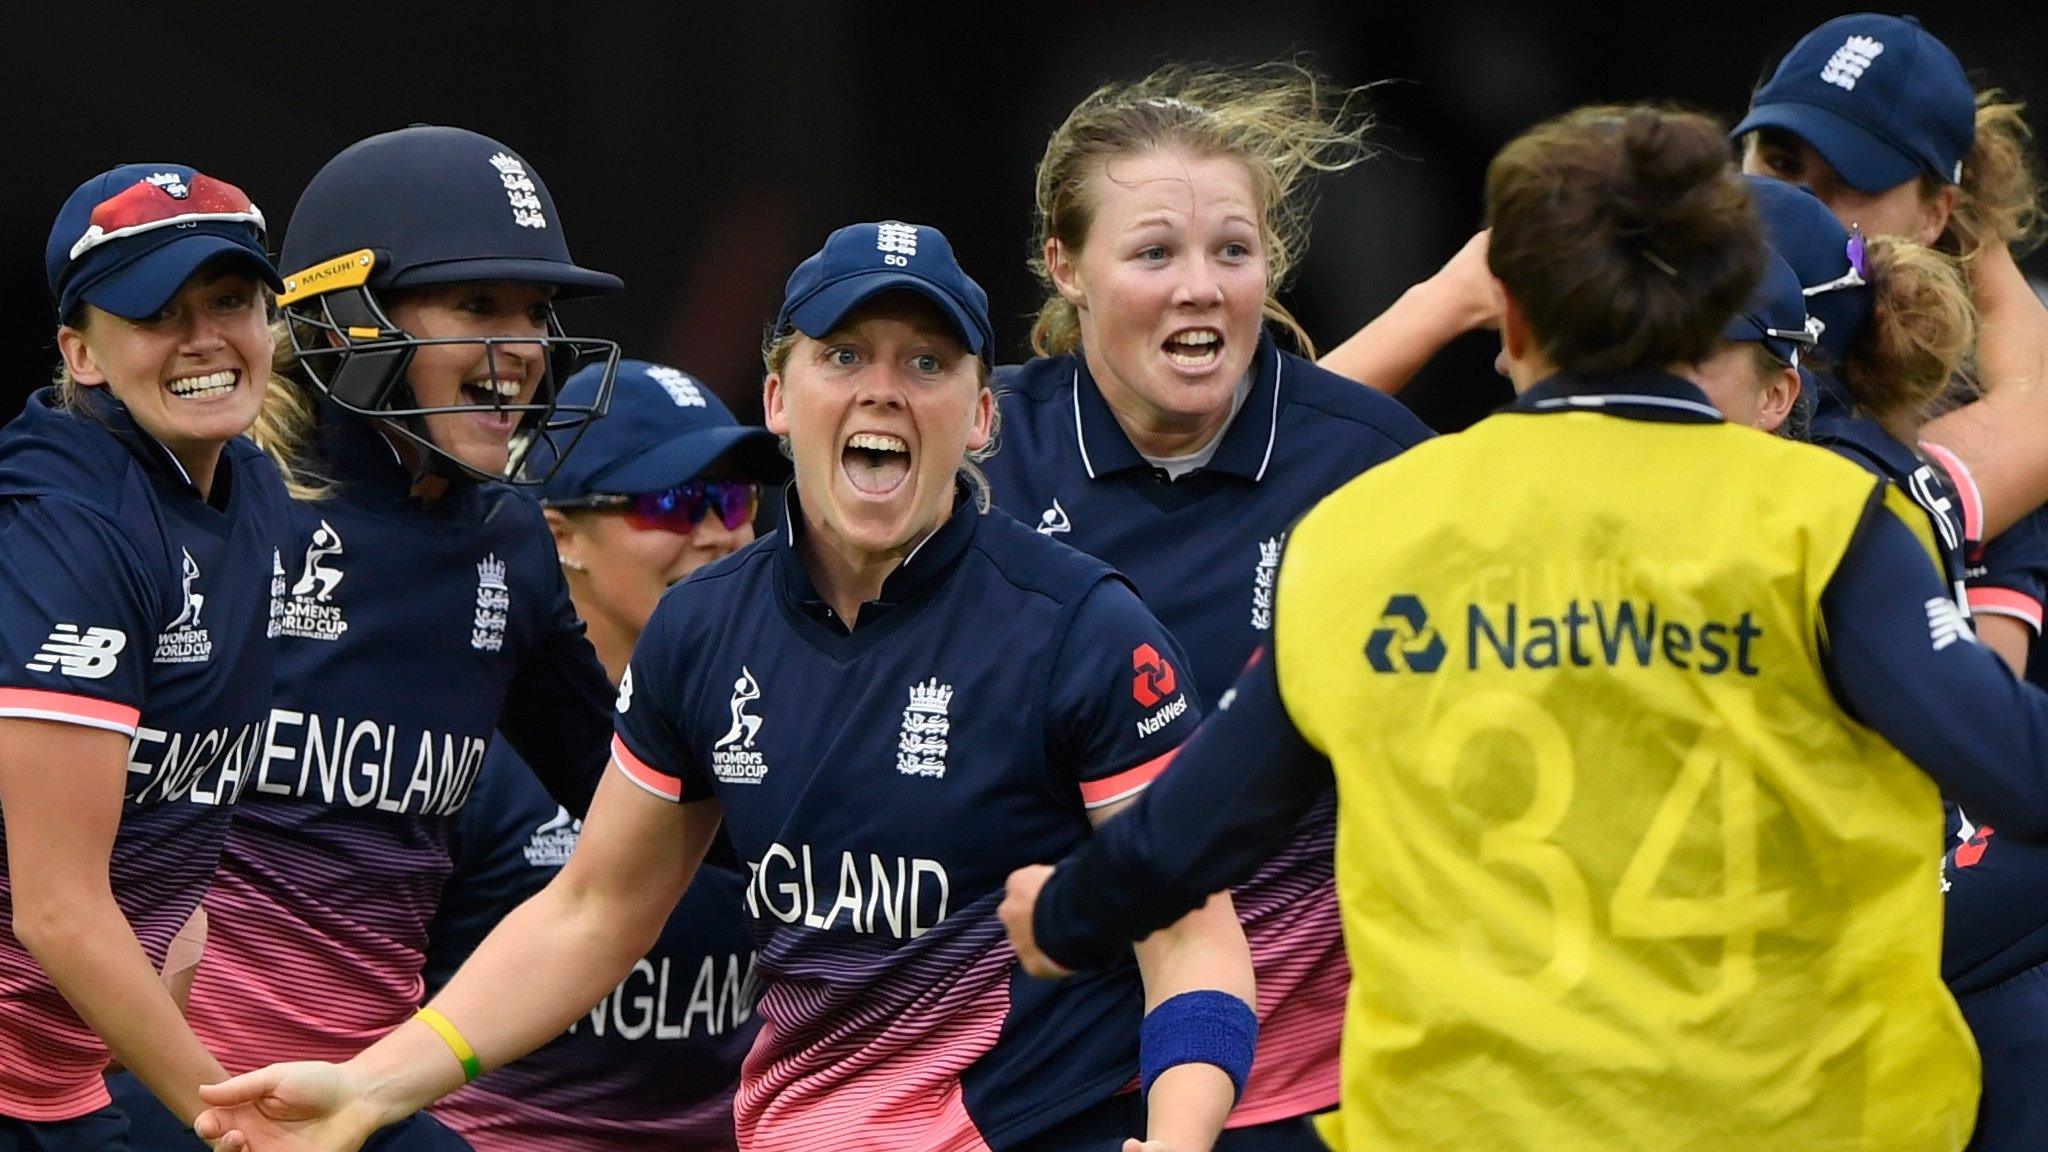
[1028,60,1376,358]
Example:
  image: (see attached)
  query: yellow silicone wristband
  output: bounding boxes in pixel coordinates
[413,1007,482,1083]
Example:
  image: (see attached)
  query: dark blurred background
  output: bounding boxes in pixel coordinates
[8,1,2041,433]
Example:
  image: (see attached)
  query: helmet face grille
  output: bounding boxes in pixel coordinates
[285,285,620,486]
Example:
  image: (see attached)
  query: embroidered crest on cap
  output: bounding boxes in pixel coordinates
[1819,35,1884,90]
[488,153,548,230]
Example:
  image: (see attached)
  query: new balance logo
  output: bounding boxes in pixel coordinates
[876,221,918,267]
[1365,595,1446,673]
[1926,597,1973,652]
[26,625,127,680]
[1820,35,1884,90]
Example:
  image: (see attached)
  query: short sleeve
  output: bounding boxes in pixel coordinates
[0,497,158,734]
[611,597,714,804]
[1046,578,1203,809]
[1968,509,2048,635]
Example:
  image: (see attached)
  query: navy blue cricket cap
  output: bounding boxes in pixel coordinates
[1745,175,1870,362]
[1733,14,1974,193]
[46,163,282,323]
[775,221,993,357]
[529,359,782,501]
[1724,249,1818,366]
[280,125,620,297]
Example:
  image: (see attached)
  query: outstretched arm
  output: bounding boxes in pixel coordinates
[196,766,722,1150]
[1317,231,1502,393]
[1004,649,1333,976]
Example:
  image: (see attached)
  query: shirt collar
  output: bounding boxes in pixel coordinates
[1070,329,1285,482]
[774,479,982,629]
[1511,369,1724,424]
[72,386,210,496]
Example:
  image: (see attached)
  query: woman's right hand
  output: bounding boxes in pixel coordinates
[193,1062,388,1152]
[1427,230,1503,335]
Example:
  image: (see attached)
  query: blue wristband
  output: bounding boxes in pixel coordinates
[1138,989,1259,1102]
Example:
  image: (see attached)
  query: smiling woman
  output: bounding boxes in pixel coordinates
[103,126,628,1152]
[0,163,293,1149]
[982,63,1433,1149]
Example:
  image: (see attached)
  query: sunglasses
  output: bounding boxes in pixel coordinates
[550,480,762,534]
[68,173,266,262]
[1801,228,1869,298]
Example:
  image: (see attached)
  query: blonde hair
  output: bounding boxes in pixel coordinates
[1836,235,1978,441]
[761,326,999,510]
[1028,60,1376,359]
[1930,90,2047,260]
[249,318,335,501]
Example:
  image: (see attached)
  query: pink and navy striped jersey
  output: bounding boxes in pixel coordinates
[424,739,758,1152]
[613,492,1201,1151]
[983,335,1432,1121]
[185,404,614,1073]
[0,389,287,1120]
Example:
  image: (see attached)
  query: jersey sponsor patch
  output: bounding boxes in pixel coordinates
[26,623,127,679]
[1132,643,1188,738]
[711,667,769,784]
[1365,593,1762,677]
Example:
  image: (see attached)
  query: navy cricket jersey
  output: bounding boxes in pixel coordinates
[980,331,1431,1122]
[611,488,1202,1151]
[424,740,758,1152]
[1809,371,1974,607]
[1943,505,2048,998]
[187,401,615,1071]
[0,388,288,1120]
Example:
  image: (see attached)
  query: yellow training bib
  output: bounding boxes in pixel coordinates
[1275,408,1976,1152]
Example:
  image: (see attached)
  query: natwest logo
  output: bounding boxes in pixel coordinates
[1362,593,1763,676]
[1132,643,1188,739]
[1365,595,1445,673]
[1132,643,1178,707]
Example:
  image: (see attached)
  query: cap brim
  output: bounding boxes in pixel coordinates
[387,256,623,298]
[1732,103,1922,194]
[787,273,988,355]
[580,427,785,495]
[1722,313,1769,345]
[79,234,284,321]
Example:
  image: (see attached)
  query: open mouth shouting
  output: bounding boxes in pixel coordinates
[842,431,911,498]
[166,369,240,401]
[1163,327,1224,371]
[462,377,525,434]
